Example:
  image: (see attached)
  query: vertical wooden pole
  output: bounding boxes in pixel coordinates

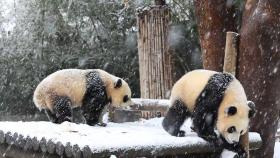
[223,32,249,157]
[137,4,173,99]
[223,32,239,75]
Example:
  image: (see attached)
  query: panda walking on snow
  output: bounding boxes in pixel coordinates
[33,69,132,126]
[162,69,256,158]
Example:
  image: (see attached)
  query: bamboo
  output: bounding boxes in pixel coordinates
[137,5,173,99]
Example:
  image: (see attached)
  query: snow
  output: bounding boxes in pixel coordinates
[220,149,237,158]
[0,118,262,155]
[132,98,170,107]
[0,118,195,152]
[274,142,280,158]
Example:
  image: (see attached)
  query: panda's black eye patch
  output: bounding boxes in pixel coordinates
[226,106,237,116]
[123,95,129,102]
[227,126,236,133]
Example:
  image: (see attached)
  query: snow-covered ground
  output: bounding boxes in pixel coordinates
[0,117,262,157]
[0,118,199,153]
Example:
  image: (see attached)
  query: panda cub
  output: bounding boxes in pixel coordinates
[33,69,132,126]
[162,69,256,157]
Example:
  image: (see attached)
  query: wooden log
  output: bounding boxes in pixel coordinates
[72,144,82,158]
[65,142,73,158]
[5,132,12,145]
[82,145,92,158]
[0,130,5,143]
[47,139,56,154]
[56,141,65,156]
[12,132,18,145]
[16,134,26,149]
[23,136,32,151]
[110,98,170,122]
[39,137,47,153]
[32,136,40,151]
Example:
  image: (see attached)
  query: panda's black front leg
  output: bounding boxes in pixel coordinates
[162,100,190,137]
[192,110,220,145]
[81,97,108,126]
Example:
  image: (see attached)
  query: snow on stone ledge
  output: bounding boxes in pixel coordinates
[0,118,262,157]
[132,98,170,107]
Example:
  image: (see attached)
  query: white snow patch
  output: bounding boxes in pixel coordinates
[274,142,280,158]
[132,98,170,107]
[220,149,237,158]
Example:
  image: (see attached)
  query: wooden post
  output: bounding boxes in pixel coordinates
[137,1,173,99]
[223,32,249,157]
[223,32,239,75]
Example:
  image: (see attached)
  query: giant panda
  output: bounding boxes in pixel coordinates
[33,69,132,126]
[162,69,256,157]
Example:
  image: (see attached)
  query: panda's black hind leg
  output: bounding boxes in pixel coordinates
[162,100,191,137]
[47,96,73,124]
[45,109,57,123]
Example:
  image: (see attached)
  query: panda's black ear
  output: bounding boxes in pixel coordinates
[248,101,256,118]
[225,106,237,116]
[114,79,122,88]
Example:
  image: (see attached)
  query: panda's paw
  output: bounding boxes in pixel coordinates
[233,154,239,158]
[97,122,107,127]
[237,151,247,158]
[177,130,185,137]
[234,153,247,158]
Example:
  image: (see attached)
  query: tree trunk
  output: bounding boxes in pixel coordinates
[137,5,173,99]
[238,0,280,157]
[194,0,237,71]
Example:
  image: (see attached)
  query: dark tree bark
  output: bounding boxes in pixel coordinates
[195,0,280,157]
[194,0,237,71]
[238,0,280,157]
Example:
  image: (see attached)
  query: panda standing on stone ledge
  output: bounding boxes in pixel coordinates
[33,69,132,126]
[162,69,256,158]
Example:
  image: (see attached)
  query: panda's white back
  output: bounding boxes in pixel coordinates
[34,69,88,109]
[170,69,217,112]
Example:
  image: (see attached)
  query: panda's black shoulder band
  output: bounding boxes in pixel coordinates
[192,72,234,138]
[81,70,108,126]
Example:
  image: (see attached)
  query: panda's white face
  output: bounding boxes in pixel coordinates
[216,79,256,144]
[222,123,247,144]
[217,102,255,144]
[109,78,132,108]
